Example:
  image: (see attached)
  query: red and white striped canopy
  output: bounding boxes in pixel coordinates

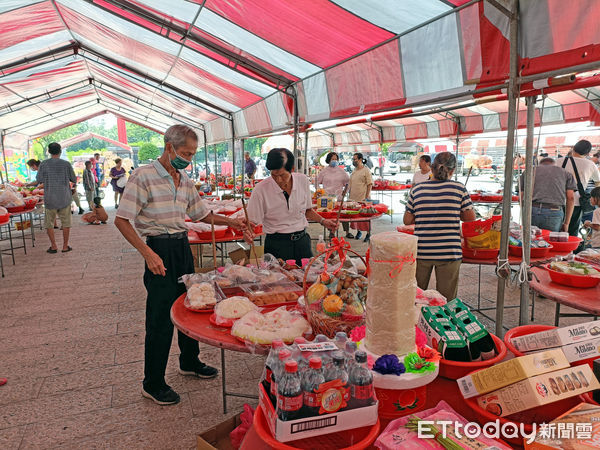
[1,0,600,147]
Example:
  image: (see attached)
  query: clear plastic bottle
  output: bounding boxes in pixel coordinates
[270,349,291,405]
[301,357,325,417]
[264,339,284,393]
[316,235,326,253]
[324,351,350,408]
[348,350,376,409]
[277,360,303,421]
[344,341,358,371]
[334,332,348,350]
[314,334,332,368]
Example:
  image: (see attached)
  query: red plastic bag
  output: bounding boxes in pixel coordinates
[230,403,255,449]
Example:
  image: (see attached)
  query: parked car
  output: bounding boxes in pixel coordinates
[367,156,399,176]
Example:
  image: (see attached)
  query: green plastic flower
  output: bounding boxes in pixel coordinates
[404,352,436,374]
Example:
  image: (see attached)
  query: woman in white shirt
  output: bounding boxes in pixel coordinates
[348,153,373,242]
[317,152,351,238]
[412,155,432,185]
[248,148,336,265]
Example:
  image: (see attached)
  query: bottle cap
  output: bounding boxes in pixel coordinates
[294,337,306,344]
[332,351,345,363]
[335,332,348,341]
[279,349,291,360]
[272,339,284,349]
[345,341,357,351]
[315,334,328,342]
[355,350,367,363]
[285,360,298,373]
[309,357,322,369]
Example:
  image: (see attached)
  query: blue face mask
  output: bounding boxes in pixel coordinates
[170,148,191,170]
[329,161,338,168]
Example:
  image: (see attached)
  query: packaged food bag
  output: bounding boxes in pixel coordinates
[462,217,501,249]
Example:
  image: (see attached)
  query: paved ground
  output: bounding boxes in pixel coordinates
[0,205,586,449]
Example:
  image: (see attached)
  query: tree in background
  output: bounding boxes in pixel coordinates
[126,123,162,145]
[138,142,160,161]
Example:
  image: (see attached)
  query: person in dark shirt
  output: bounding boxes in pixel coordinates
[244,152,257,180]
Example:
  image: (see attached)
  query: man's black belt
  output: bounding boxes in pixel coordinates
[268,230,307,241]
[532,202,562,210]
[147,231,188,240]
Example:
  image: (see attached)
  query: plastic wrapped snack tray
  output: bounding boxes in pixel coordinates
[241,279,302,306]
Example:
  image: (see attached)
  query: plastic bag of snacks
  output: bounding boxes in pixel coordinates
[462,217,501,249]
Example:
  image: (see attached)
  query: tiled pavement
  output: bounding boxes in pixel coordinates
[0,210,586,449]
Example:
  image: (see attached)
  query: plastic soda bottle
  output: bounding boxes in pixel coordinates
[301,357,325,417]
[324,351,350,407]
[316,235,326,253]
[344,341,358,370]
[264,339,284,393]
[334,332,348,350]
[270,349,291,405]
[348,351,376,409]
[277,360,303,421]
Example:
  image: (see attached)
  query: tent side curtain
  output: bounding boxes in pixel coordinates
[204,0,600,144]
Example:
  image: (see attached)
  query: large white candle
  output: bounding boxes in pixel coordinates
[365,231,417,356]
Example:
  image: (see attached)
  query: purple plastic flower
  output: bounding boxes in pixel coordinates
[373,354,406,376]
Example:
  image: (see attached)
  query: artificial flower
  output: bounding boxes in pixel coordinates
[417,346,441,363]
[404,352,436,374]
[415,326,427,348]
[350,325,365,342]
[367,353,375,370]
[373,354,406,376]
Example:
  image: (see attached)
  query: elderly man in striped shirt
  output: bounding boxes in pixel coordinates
[115,124,251,405]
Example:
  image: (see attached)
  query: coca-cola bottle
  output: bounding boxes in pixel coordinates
[324,351,350,408]
[270,349,291,405]
[348,350,376,409]
[302,357,325,417]
[277,360,303,421]
[314,334,332,368]
[334,332,348,350]
[264,339,284,393]
[344,341,358,371]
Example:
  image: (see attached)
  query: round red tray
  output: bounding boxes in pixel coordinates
[195,228,228,240]
[462,246,499,260]
[544,263,600,288]
[548,235,582,252]
[6,205,25,213]
[209,313,235,328]
[508,244,552,258]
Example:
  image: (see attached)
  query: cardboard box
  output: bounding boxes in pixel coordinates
[197,414,241,450]
[457,349,570,398]
[477,365,600,417]
[418,307,469,360]
[524,402,600,449]
[510,320,600,353]
[258,383,378,443]
[560,338,600,364]
[229,244,264,265]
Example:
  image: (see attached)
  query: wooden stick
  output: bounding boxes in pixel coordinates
[464,166,473,187]
[241,197,260,267]
[333,183,349,233]
[210,212,217,272]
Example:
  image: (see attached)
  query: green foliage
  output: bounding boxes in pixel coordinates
[126,123,162,145]
[381,143,392,156]
[242,137,267,157]
[138,142,160,161]
[31,142,45,160]
[64,148,107,161]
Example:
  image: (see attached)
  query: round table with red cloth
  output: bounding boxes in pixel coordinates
[530,266,600,326]
[187,229,264,268]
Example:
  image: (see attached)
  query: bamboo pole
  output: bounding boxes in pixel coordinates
[241,197,259,267]
[210,212,217,271]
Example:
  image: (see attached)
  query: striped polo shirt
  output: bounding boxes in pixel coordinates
[116,160,208,237]
[406,180,473,260]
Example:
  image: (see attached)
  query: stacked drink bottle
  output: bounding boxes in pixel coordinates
[262,336,377,421]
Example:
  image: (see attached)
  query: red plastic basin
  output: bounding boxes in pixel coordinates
[503,324,556,357]
[545,263,600,288]
[548,235,582,253]
[439,334,507,380]
[375,385,427,419]
[508,244,552,258]
[462,246,500,260]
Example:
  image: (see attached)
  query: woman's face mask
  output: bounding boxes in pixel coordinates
[329,160,338,168]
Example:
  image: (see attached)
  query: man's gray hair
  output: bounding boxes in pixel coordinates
[540,157,555,164]
[164,124,198,150]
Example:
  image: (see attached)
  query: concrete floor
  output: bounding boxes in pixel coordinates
[0,208,588,449]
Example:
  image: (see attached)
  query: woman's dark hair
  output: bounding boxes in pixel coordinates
[573,140,592,155]
[266,148,294,172]
[420,155,431,164]
[114,158,122,165]
[85,161,92,168]
[26,159,40,168]
[353,152,367,165]
[431,152,456,181]
[325,152,339,164]
[591,186,600,201]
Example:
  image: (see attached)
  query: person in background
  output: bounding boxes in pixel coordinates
[110,158,126,208]
[93,153,104,196]
[559,140,600,236]
[36,142,77,253]
[348,152,373,242]
[584,187,600,248]
[244,152,257,181]
[317,152,351,238]
[82,197,108,225]
[520,157,575,232]
[115,124,250,405]
[248,148,336,265]
[592,151,600,166]
[28,158,83,214]
[412,155,432,185]
[82,160,97,211]
[25,159,41,186]
[403,152,476,301]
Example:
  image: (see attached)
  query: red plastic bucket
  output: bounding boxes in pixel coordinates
[438,334,507,380]
[375,385,427,419]
[253,405,380,449]
[465,394,585,446]
[504,324,556,357]
[504,324,597,368]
